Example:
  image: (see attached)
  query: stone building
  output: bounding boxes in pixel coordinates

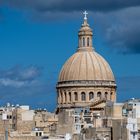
[0,103,60,140]
[56,11,116,109]
[56,11,117,139]
[34,109,58,136]
[12,105,35,133]
[0,103,15,135]
[55,12,140,140]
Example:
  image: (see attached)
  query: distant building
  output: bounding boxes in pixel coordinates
[0,104,59,140]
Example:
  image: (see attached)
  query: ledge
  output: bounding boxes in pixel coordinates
[56,80,116,88]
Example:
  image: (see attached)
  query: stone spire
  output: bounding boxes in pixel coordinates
[78,11,93,52]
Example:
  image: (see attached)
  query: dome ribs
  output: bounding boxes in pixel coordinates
[61,54,75,81]
[68,52,81,80]
[59,51,115,82]
[89,52,96,80]
[85,52,88,81]
[78,52,87,80]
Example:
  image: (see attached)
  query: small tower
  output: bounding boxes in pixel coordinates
[78,11,93,52]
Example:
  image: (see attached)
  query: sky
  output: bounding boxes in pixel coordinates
[0,0,140,112]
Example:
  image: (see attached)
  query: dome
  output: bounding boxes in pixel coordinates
[58,51,115,82]
[56,12,116,108]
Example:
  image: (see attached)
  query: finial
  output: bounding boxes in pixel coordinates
[83,11,88,20]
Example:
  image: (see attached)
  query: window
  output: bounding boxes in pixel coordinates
[64,92,67,102]
[74,92,78,101]
[83,37,85,47]
[39,132,42,136]
[69,92,71,102]
[105,92,108,99]
[75,117,79,123]
[61,92,63,103]
[110,92,113,100]
[97,92,101,99]
[133,133,135,139]
[81,92,86,101]
[87,37,90,46]
[89,92,94,100]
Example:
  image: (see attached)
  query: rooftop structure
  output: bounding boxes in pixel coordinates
[57,11,116,109]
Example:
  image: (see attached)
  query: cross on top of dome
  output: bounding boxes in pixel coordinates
[83,11,88,20]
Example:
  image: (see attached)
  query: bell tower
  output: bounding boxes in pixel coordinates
[78,11,93,52]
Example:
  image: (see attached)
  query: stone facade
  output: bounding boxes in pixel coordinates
[57,109,74,135]
[57,86,116,108]
[12,107,35,132]
[34,110,58,135]
[0,104,59,139]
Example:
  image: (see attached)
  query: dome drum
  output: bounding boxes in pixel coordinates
[57,86,116,108]
[57,80,116,88]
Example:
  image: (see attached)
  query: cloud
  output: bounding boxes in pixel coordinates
[1,0,140,21]
[0,65,42,84]
[88,7,140,54]
[1,1,140,54]
[1,0,140,13]
[0,65,56,111]
[0,78,26,87]
[103,7,140,54]
[0,65,43,90]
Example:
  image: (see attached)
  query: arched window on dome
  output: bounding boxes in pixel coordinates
[64,92,67,103]
[60,92,63,103]
[58,92,60,103]
[74,92,78,101]
[83,37,85,47]
[69,92,71,102]
[97,92,102,100]
[110,92,113,100]
[81,92,86,101]
[89,92,94,100]
[105,92,108,100]
[87,37,90,46]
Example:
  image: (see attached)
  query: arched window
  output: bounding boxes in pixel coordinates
[83,37,85,47]
[61,92,63,103]
[105,92,108,100]
[97,92,102,99]
[69,92,71,102]
[64,92,67,103]
[81,92,86,101]
[87,37,90,46]
[110,92,113,100]
[74,92,78,101]
[89,92,94,100]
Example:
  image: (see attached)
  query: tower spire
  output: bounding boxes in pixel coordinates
[78,11,93,52]
[83,11,88,20]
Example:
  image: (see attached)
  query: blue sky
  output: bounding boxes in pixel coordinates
[0,1,140,111]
